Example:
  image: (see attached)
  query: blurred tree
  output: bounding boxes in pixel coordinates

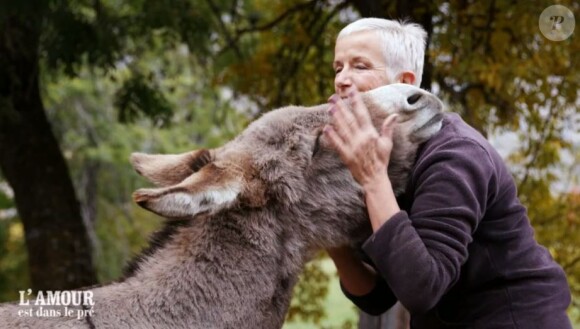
[41,42,250,282]
[0,0,227,290]
[0,2,98,290]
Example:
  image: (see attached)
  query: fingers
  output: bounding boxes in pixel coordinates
[326,89,384,168]
[329,88,372,129]
[328,95,358,136]
[328,103,352,141]
[327,88,373,141]
[347,89,373,128]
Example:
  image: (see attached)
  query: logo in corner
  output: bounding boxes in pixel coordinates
[539,5,575,41]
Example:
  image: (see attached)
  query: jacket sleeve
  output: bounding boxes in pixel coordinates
[362,137,496,314]
[340,273,397,315]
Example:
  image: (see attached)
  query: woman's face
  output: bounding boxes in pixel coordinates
[333,30,392,98]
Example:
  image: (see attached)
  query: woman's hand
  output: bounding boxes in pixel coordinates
[324,88,398,189]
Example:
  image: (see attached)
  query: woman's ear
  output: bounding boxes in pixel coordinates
[396,71,416,85]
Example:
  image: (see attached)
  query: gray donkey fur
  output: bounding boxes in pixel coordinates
[0,83,444,328]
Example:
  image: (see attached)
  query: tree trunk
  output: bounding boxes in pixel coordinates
[0,10,97,290]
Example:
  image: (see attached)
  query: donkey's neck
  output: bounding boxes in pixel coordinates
[93,210,309,328]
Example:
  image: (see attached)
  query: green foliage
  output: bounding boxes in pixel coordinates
[212,0,346,108]
[16,0,227,127]
[42,0,121,74]
[115,74,174,127]
[94,201,162,282]
[0,182,27,301]
[37,39,251,286]
[284,259,358,329]
[38,0,217,74]
[433,0,579,133]
[0,191,11,210]
[0,218,29,302]
[287,253,331,324]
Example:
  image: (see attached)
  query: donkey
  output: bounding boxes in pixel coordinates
[0,83,444,328]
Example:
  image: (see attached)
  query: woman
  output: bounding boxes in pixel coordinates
[325,18,572,328]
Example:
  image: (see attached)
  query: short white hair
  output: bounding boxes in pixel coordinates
[337,18,427,87]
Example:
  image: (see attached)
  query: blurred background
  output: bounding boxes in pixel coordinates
[0,0,578,328]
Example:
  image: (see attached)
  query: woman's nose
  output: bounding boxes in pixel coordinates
[335,70,352,89]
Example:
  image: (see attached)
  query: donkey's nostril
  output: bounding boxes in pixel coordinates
[407,93,422,105]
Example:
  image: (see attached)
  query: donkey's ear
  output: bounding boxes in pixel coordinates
[130,149,212,187]
[132,164,242,219]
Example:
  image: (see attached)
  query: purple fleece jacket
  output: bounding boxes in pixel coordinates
[343,112,572,328]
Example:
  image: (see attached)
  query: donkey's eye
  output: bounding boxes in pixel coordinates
[312,131,322,157]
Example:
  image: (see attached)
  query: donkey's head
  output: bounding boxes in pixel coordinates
[130,84,443,250]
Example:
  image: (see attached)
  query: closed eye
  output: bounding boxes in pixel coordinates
[189,149,212,172]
